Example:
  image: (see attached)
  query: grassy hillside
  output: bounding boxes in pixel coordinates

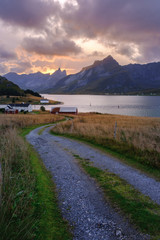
[0,76,24,96]
[0,75,59,104]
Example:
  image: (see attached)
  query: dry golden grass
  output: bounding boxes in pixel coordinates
[53,113,160,152]
[0,113,66,239]
[0,113,64,129]
[0,128,37,239]
[52,113,160,170]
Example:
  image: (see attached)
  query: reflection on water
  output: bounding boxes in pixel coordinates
[33,95,160,117]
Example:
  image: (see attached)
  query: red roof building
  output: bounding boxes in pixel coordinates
[51,107,78,114]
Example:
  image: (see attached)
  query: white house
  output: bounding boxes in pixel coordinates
[40,99,49,104]
[5,104,32,112]
[0,105,7,109]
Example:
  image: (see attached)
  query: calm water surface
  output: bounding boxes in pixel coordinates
[35,95,160,117]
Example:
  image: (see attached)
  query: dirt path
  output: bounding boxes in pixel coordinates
[26,125,153,240]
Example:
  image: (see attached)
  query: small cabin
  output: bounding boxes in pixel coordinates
[5,104,32,113]
[40,99,49,104]
[50,107,60,114]
[5,107,18,114]
[51,107,78,115]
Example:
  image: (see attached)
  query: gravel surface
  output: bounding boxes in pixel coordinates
[48,132,160,205]
[26,125,152,240]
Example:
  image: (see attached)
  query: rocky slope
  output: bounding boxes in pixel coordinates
[44,55,160,94]
[4,68,66,92]
[4,56,160,94]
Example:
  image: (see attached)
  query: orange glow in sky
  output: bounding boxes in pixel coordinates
[0,0,159,75]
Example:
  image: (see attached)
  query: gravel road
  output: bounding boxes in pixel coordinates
[26,124,154,240]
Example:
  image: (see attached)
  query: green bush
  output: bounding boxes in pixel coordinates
[40,106,45,112]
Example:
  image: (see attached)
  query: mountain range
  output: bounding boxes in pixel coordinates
[4,56,160,94]
[4,68,66,92]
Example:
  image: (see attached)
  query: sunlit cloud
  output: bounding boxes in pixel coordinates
[0,0,160,75]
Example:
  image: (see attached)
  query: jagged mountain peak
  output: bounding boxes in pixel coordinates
[56,67,61,72]
[45,56,160,94]
[103,55,114,61]
[102,55,118,64]
[34,71,45,76]
[50,68,67,78]
[4,67,67,92]
[81,55,119,72]
[5,56,160,95]
[51,68,66,75]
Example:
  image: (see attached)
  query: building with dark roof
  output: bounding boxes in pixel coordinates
[5,103,32,112]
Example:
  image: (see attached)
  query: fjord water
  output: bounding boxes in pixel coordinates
[40,94,160,117]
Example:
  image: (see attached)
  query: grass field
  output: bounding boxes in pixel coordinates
[51,113,160,239]
[1,112,160,239]
[0,113,72,240]
[0,113,64,128]
[51,113,160,177]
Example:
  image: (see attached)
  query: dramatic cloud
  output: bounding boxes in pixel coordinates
[61,0,160,61]
[0,48,17,60]
[0,0,60,29]
[109,43,139,60]
[62,0,160,39]
[88,51,105,58]
[10,61,33,73]
[23,35,82,56]
[0,63,8,74]
[53,56,93,73]
[0,0,160,74]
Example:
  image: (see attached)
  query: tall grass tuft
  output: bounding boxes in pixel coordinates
[0,128,37,240]
[0,114,64,129]
[0,113,67,239]
[52,113,160,171]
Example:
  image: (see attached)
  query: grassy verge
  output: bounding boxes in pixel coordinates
[27,143,72,240]
[51,131,160,181]
[51,113,160,180]
[0,118,72,239]
[21,125,72,239]
[37,119,67,136]
[0,128,38,240]
[20,118,66,137]
[21,123,54,137]
[73,154,160,239]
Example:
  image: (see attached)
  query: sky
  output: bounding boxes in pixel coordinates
[0,0,160,75]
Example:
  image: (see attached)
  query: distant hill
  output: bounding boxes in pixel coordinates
[127,88,160,96]
[43,55,160,94]
[4,68,66,92]
[0,75,24,96]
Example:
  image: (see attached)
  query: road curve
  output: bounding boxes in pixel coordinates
[26,125,152,240]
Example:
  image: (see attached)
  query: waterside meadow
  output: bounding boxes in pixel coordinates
[52,113,160,175]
